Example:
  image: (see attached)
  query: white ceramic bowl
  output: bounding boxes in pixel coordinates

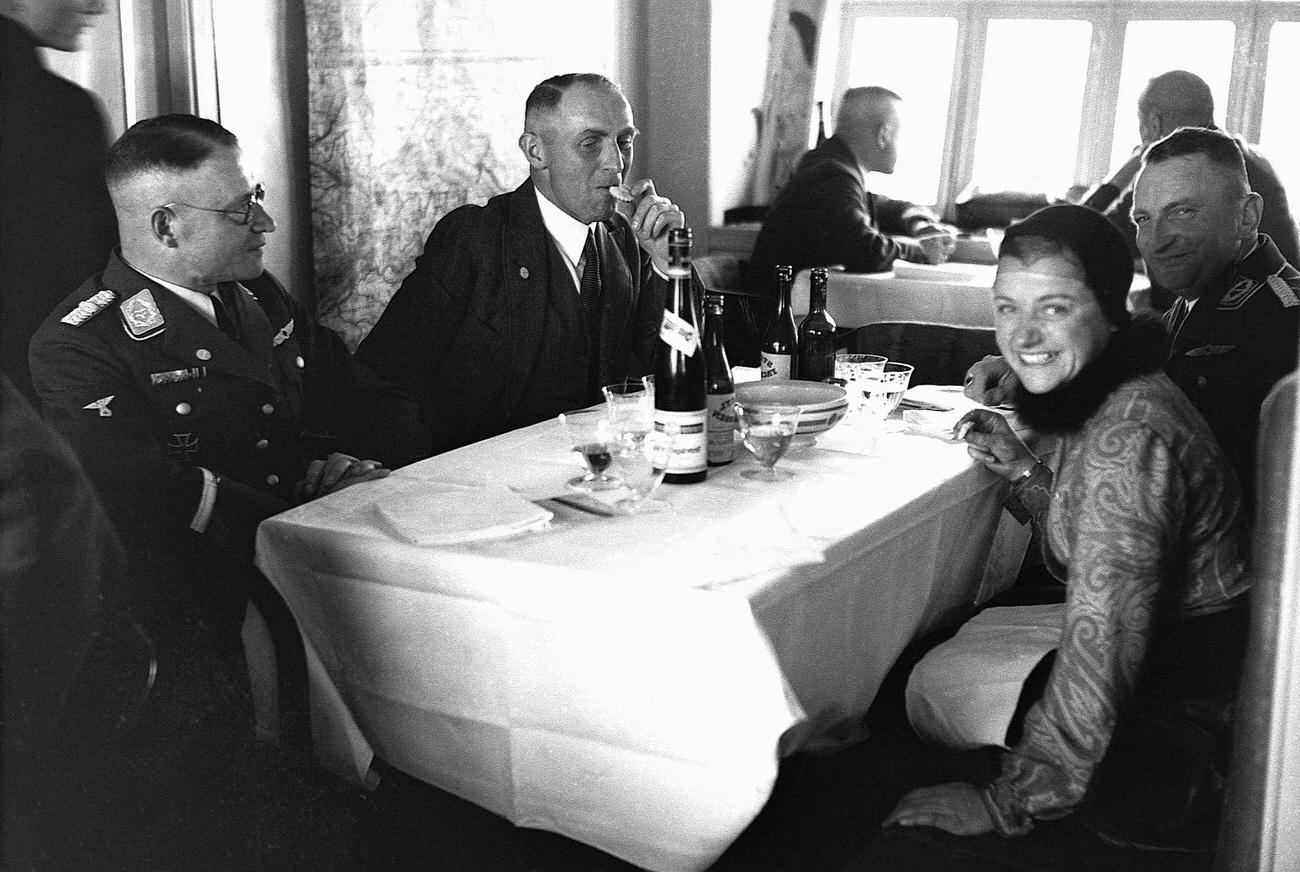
[735,380,849,436]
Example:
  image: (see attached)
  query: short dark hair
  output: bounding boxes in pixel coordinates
[105,114,239,188]
[525,73,622,116]
[1143,126,1247,179]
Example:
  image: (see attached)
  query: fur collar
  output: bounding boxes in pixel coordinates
[1013,311,1168,434]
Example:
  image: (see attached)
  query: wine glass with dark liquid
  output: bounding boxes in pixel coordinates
[736,403,802,480]
[558,409,620,492]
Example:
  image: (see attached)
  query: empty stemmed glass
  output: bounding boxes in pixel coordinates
[602,378,654,433]
[859,362,915,433]
[736,403,802,480]
[558,409,620,492]
[835,353,887,417]
[609,428,672,513]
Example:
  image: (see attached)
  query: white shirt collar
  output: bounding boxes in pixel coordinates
[535,187,596,271]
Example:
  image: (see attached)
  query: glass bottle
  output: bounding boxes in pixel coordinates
[760,265,797,380]
[703,293,735,466]
[653,227,708,484]
[796,267,837,382]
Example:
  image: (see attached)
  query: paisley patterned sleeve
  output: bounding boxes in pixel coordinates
[986,416,1185,835]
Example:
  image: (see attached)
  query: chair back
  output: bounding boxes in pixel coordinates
[693,253,766,367]
[1216,371,1299,871]
[844,321,999,386]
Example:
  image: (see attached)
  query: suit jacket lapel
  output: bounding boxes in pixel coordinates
[500,181,554,415]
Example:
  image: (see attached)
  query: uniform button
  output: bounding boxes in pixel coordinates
[175,402,192,415]
[266,474,280,486]
[1197,376,1208,388]
[519,267,529,279]
[295,356,305,369]
[196,348,212,361]
[262,403,275,415]
[256,439,269,450]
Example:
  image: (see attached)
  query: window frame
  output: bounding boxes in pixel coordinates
[830,0,1300,213]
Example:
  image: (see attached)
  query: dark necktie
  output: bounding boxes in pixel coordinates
[579,227,602,327]
[213,285,240,341]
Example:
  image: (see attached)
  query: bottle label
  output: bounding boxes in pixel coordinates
[760,352,792,379]
[706,393,736,464]
[659,309,699,356]
[654,409,707,475]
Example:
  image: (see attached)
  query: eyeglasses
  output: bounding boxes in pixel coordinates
[161,183,266,225]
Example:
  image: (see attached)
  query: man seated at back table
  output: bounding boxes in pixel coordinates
[747,85,959,300]
[966,126,1300,515]
[30,113,430,740]
[357,72,692,454]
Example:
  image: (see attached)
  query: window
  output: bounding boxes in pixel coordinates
[973,18,1091,194]
[843,15,956,203]
[1108,19,1235,172]
[832,1,1300,218]
[1260,20,1300,197]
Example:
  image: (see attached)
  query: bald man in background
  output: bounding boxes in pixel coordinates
[1078,70,1299,276]
[748,85,957,298]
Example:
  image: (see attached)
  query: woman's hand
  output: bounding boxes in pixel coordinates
[881,782,996,835]
[955,409,1038,482]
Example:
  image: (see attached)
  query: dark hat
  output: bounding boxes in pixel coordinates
[1001,204,1134,326]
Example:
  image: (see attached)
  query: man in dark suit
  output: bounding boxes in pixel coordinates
[748,85,957,298]
[356,72,687,454]
[1,1,119,403]
[30,115,429,739]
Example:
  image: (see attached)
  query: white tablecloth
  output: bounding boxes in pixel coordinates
[255,411,1030,872]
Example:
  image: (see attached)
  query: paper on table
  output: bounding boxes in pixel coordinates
[370,481,552,545]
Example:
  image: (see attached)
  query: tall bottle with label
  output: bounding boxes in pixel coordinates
[654,227,708,484]
[796,267,838,381]
[703,293,735,466]
[760,265,797,379]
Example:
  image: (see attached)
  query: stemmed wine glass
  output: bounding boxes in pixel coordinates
[736,403,801,480]
[608,428,672,513]
[558,409,620,492]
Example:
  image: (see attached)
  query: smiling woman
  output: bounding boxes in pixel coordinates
[857,204,1252,867]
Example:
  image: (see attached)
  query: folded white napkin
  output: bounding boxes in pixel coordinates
[371,482,552,545]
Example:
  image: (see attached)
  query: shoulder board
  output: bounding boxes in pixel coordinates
[60,289,117,326]
[1266,274,1300,308]
[119,288,166,341]
[1217,277,1259,310]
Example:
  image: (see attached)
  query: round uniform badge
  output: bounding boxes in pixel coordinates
[175,402,192,416]
[196,348,212,361]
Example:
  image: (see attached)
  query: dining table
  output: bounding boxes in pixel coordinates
[254,392,1033,872]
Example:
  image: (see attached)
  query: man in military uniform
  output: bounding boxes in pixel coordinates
[29,114,429,739]
[966,127,1298,513]
[1132,126,1299,510]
